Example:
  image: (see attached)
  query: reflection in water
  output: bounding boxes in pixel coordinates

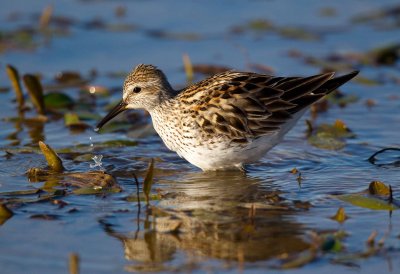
[4,110,46,147]
[6,112,24,146]
[24,117,45,145]
[100,172,311,271]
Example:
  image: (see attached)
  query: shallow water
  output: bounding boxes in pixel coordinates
[1,0,400,273]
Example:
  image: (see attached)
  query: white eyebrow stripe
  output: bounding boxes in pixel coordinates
[123,80,158,100]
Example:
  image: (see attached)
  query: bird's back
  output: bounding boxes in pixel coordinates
[174,70,359,142]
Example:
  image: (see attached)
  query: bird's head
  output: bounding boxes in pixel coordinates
[95,64,173,131]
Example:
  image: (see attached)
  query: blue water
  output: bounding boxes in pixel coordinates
[1,0,400,273]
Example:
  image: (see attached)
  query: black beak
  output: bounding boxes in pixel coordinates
[95,100,127,132]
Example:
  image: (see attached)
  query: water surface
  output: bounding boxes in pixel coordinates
[0,0,400,273]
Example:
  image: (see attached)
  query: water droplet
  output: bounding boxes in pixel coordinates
[90,154,103,169]
[89,136,94,147]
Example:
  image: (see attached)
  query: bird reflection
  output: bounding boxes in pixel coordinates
[100,172,310,271]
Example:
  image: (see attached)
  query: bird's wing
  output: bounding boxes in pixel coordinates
[180,71,357,142]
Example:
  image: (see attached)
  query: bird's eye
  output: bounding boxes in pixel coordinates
[133,86,141,93]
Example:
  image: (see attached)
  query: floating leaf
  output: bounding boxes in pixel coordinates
[143,158,155,206]
[330,207,348,223]
[64,112,89,129]
[44,92,74,109]
[0,189,40,196]
[337,194,398,210]
[6,64,24,108]
[247,19,274,31]
[74,111,102,121]
[23,74,45,115]
[38,141,64,172]
[308,134,346,150]
[2,191,65,204]
[308,119,355,150]
[327,120,354,138]
[368,181,390,196]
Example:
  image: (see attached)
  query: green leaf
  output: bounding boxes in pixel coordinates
[308,134,346,150]
[74,111,102,121]
[143,158,155,206]
[44,92,74,109]
[23,74,45,115]
[308,120,355,150]
[6,64,24,108]
[337,194,398,210]
[64,112,89,129]
[64,112,80,126]
[38,141,64,172]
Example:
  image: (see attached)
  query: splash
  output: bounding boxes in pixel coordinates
[89,136,103,170]
[90,155,103,169]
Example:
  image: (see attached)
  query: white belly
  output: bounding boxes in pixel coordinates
[176,133,281,171]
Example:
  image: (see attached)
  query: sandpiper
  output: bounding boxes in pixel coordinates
[96,64,358,171]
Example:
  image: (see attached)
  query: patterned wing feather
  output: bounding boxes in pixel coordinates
[181,70,358,142]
